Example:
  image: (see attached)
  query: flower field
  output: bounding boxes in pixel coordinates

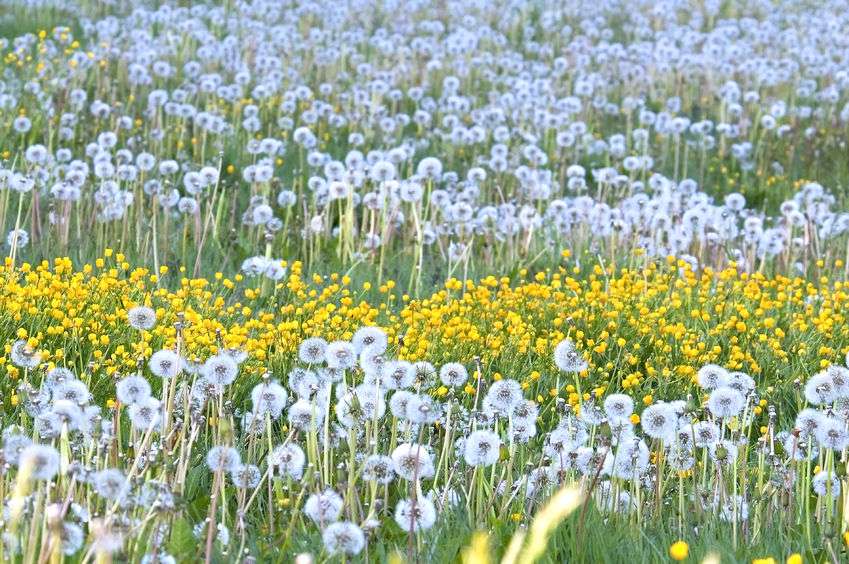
[2,0,849,562]
[3,256,849,404]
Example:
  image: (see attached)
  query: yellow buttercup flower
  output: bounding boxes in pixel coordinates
[669,540,688,561]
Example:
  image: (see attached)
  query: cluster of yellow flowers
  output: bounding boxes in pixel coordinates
[2,254,848,408]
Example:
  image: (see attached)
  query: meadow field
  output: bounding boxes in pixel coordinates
[1,0,849,562]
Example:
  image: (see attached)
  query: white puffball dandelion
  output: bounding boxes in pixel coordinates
[804,371,835,405]
[512,399,539,423]
[352,384,386,421]
[553,339,588,372]
[205,446,241,473]
[148,349,182,379]
[706,387,745,419]
[389,390,414,419]
[362,454,395,484]
[298,337,328,364]
[19,444,61,480]
[304,489,344,525]
[463,430,501,467]
[128,397,162,430]
[230,463,262,489]
[251,380,288,418]
[696,364,730,390]
[483,379,523,413]
[52,380,91,405]
[10,339,41,369]
[359,349,385,380]
[603,393,634,422]
[814,417,849,451]
[826,365,849,398]
[325,341,357,370]
[43,367,76,389]
[383,360,415,389]
[640,403,676,441]
[2,433,32,465]
[61,522,85,555]
[116,376,151,405]
[92,469,128,500]
[287,398,324,431]
[812,470,841,498]
[391,443,434,480]
[322,521,366,555]
[127,306,157,330]
[692,421,720,447]
[416,157,443,179]
[579,401,605,426]
[7,228,29,248]
[269,443,305,479]
[439,362,468,387]
[405,394,441,425]
[202,354,239,386]
[51,400,84,431]
[727,371,756,394]
[394,497,437,532]
[795,408,826,438]
[352,326,388,354]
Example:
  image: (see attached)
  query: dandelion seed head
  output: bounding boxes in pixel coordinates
[812,470,841,498]
[439,362,468,387]
[579,401,606,425]
[52,380,91,405]
[287,398,324,431]
[463,429,501,466]
[383,360,415,389]
[640,403,677,441]
[43,367,77,389]
[362,454,395,484]
[322,522,366,555]
[128,397,162,431]
[304,489,344,525]
[391,443,434,480]
[269,443,306,479]
[92,468,128,500]
[149,349,182,379]
[405,393,441,425]
[814,416,848,451]
[298,337,327,364]
[202,354,239,387]
[127,306,157,330]
[603,393,634,422]
[697,364,730,391]
[205,446,241,473]
[795,408,826,438]
[804,371,836,405]
[352,326,387,354]
[707,387,745,419]
[692,421,720,447]
[553,339,588,372]
[2,433,33,466]
[394,497,437,531]
[484,379,523,414]
[389,390,414,419]
[10,339,41,369]
[325,341,357,370]
[251,380,288,418]
[61,522,85,555]
[230,463,261,489]
[19,444,61,480]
